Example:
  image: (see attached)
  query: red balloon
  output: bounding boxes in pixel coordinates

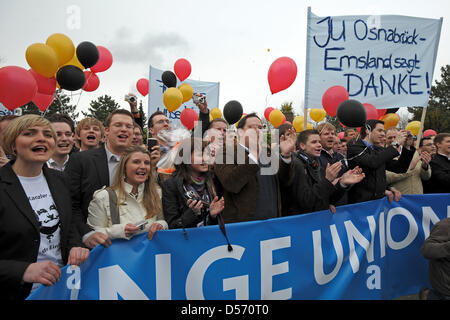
[28,69,56,95]
[136,78,149,96]
[32,92,54,111]
[82,71,100,92]
[322,86,349,117]
[338,132,345,139]
[423,129,437,137]
[281,114,286,125]
[363,103,378,120]
[180,108,198,130]
[174,58,191,82]
[264,107,274,121]
[377,108,387,119]
[268,57,297,94]
[90,46,113,73]
[0,66,38,110]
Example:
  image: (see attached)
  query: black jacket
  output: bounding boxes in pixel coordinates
[426,153,450,193]
[283,151,347,216]
[319,149,348,206]
[162,173,220,229]
[347,139,415,203]
[0,163,82,300]
[65,145,110,237]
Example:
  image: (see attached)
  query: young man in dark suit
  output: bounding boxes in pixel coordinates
[427,133,450,193]
[347,119,415,204]
[65,109,138,249]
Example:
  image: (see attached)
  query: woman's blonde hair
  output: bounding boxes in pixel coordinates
[2,114,56,158]
[110,145,162,219]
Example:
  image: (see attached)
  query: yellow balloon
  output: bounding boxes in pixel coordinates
[299,121,314,132]
[46,33,75,66]
[63,52,85,70]
[209,114,213,122]
[380,113,399,129]
[269,109,284,128]
[310,108,327,123]
[178,83,193,103]
[210,107,222,119]
[405,120,421,136]
[292,115,304,132]
[25,43,59,78]
[163,87,183,112]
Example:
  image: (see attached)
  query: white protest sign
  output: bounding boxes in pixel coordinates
[148,66,220,128]
[304,8,443,109]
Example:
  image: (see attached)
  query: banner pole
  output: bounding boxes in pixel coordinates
[416,107,427,147]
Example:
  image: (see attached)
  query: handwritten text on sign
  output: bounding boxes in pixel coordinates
[304,10,442,109]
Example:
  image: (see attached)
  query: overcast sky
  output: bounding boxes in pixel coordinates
[1,0,449,121]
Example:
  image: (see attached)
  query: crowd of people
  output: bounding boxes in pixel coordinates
[0,94,449,300]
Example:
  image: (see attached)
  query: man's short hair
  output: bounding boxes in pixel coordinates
[46,113,75,133]
[75,117,105,138]
[361,120,384,139]
[0,114,19,124]
[343,128,356,138]
[419,136,433,147]
[278,123,294,137]
[104,109,134,128]
[317,122,336,135]
[434,133,450,145]
[236,112,260,130]
[148,111,166,128]
[297,129,320,146]
[208,118,228,129]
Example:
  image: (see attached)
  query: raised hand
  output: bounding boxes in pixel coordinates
[209,196,225,217]
[340,166,365,185]
[325,162,342,182]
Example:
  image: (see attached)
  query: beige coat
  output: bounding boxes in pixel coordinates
[386,151,432,194]
[87,182,168,239]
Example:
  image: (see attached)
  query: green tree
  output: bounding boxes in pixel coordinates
[280,101,294,122]
[408,64,450,133]
[22,90,79,119]
[82,95,120,125]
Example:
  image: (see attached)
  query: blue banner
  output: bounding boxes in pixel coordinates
[28,194,449,300]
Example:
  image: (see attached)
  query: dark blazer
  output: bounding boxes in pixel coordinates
[162,173,220,229]
[283,152,346,216]
[347,139,415,203]
[214,143,293,223]
[427,153,450,193]
[0,163,82,300]
[65,145,110,237]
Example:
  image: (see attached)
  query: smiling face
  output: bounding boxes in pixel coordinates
[14,125,56,164]
[300,133,322,158]
[124,151,151,187]
[52,122,74,157]
[105,114,134,153]
[132,126,143,146]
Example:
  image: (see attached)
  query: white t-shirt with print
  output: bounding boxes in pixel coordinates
[18,172,63,293]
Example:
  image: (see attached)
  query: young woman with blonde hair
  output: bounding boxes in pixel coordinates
[0,114,89,300]
[87,145,167,241]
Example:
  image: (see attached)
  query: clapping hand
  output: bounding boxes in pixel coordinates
[209,196,225,217]
[420,151,432,168]
[340,166,365,185]
[325,162,342,182]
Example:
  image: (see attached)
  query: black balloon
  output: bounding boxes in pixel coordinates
[385,108,399,114]
[161,70,177,88]
[337,99,367,128]
[57,65,85,91]
[76,41,99,69]
[223,100,243,125]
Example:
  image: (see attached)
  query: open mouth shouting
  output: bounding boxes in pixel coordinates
[31,145,49,154]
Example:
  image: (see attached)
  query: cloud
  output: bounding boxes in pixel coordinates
[108,27,189,67]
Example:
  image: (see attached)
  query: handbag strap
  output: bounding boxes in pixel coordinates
[106,187,120,225]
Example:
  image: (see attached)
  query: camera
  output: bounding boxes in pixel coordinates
[192,94,205,105]
[124,95,137,103]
